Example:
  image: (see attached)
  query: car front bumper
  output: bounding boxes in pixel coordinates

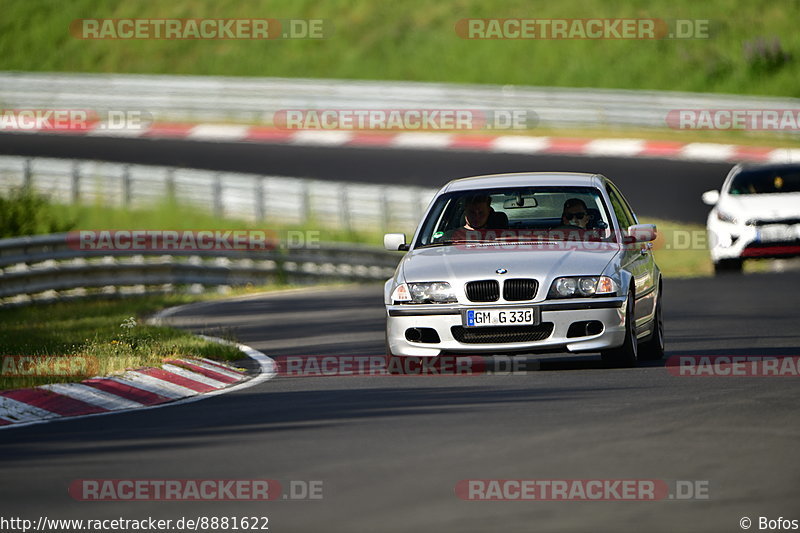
[386,297,628,357]
[708,220,800,262]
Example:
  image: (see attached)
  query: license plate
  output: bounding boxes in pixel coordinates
[463,308,538,328]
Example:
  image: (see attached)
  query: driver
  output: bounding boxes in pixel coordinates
[560,198,590,229]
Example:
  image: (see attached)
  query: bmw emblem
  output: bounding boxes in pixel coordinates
[495,268,508,274]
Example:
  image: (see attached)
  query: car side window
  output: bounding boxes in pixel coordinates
[606,182,635,231]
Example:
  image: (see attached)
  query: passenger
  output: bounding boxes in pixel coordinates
[463,194,493,230]
[436,194,508,242]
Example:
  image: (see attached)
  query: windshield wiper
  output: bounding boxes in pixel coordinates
[416,241,456,248]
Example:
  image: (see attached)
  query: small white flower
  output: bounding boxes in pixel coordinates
[120,317,137,329]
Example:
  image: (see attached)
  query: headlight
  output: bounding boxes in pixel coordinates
[391,282,457,304]
[716,209,738,224]
[548,276,616,298]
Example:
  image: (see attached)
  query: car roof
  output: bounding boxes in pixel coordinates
[441,172,604,192]
[734,162,800,172]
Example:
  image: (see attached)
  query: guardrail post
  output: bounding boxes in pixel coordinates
[122,164,132,207]
[255,177,266,221]
[213,173,224,218]
[380,186,390,232]
[71,161,81,204]
[300,180,311,225]
[166,168,176,202]
[339,185,351,231]
[23,159,32,190]
[415,189,426,221]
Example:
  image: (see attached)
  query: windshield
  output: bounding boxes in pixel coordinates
[729,167,800,195]
[414,186,614,247]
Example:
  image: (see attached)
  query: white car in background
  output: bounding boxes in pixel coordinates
[703,163,800,274]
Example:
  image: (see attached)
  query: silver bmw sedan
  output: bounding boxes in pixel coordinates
[383,172,663,367]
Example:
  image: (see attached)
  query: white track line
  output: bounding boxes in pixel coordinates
[584,138,646,157]
[679,143,736,161]
[40,383,143,410]
[120,371,199,398]
[291,130,353,146]
[391,132,453,149]
[195,356,247,373]
[161,364,229,388]
[103,375,188,400]
[188,124,250,141]
[176,358,245,380]
[490,135,551,153]
[767,148,800,163]
[0,396,59,422]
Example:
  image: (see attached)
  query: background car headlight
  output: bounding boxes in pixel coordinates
[391,282,457,304]
[715,209,738,224]
[548,276,616,298]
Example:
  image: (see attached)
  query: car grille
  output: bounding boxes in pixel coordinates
[503,278,538,301]
[465,280,499,302]
[451,323,554,344]
[750,218,800,226]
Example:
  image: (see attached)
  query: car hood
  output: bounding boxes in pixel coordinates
[719,192,800,222]
[401,244,621,283]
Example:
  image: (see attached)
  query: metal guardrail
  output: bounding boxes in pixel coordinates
[0,232,402,306]
[0,155,422,306]
[0,156,437,232]
[2,72,800,131]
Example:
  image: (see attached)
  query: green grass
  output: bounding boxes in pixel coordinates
[0,294,244,391]
[0,0,798,97]
[645,218,714,277]
[46,198,387,245]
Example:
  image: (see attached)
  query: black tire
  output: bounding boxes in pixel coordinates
[713,258,743,275]
[638,283,665,361]
[601,289,638,368]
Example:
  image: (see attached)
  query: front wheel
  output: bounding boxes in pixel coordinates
[601,289,638,368]
[713,258,743,275]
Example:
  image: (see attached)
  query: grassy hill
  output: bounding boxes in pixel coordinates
[1,0,797,97]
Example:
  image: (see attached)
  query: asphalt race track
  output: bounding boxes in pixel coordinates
[2,275,799,532]
[1,135,797,532]
[0,132,733,223]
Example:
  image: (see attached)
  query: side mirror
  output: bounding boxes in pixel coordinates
[384,233,409,251]
[626,224,657,243]
[701,190,720,206]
